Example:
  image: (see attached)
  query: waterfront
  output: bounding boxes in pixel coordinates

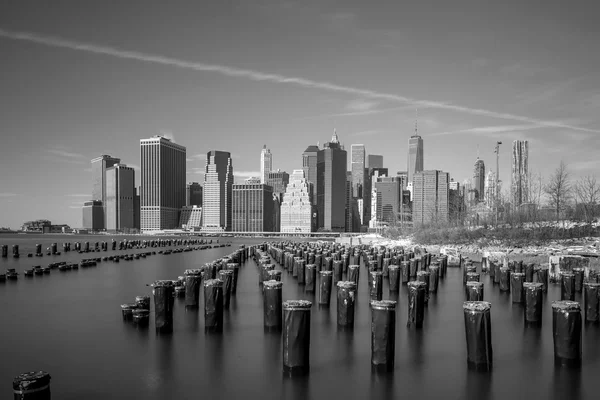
[0,234,598,399]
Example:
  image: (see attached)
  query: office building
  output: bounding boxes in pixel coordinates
[484,171,497,208]
[351,144,365,198]
[232,179,274,232]
[317,131,347,232]
[367,154,384,169]
[345,171,360,232]
[82,200,104,231]
[91,154,121,228]
[266,170,290,198]
[407,119,424,183]
[302,144,319,206]
[281,170,314,233]
[473,158,485,202]
[140,136,186,231]
[272,193,282,232]
[512,140,529,206]
[179,206,202,229]
[105,164,135,232]
[134,188,140,230]
[449,180,464,223]
[203,151,234,232]
[363,167,389,225]
[260,145,272,184]
[413,170,450,225]
[374,176,403,225]
[186,182,203,207]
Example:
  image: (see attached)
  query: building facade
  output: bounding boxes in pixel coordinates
[260,145,272,184]
[280,169,314,233]
[512,140,529,207]
[351,144,365,198]
[179,206,202,229]
[91,154,121,229]
[473,158,485,202]
[105,164,135,232]
[413,170,450,225]
[317,131,347,232]
[302,145,319,206]
[82,200,104,231]
[140,136,186,231]
[266,170,290,198]
[367,154,383,169]
[374,176,403,225]
[232,180,274,232]
[407,135,424,183]
[186,182,203,207]
[484,170,496,208]
[203,150,234,232]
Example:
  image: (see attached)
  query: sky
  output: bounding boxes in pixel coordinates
[0,0,599,229]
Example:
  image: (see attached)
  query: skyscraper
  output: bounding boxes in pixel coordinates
[317,131,347,232]
[266,170,290,198]
[374,176,403,225]
[186,182,203,207]
[91,154,121,229]
[105,164,135,232]
[232,178,274,232]
[512,140,529,206]
[363,167,389,225]
[484,171,497,208]
[473,158,485,202]
[367,154,384,169]
[407,116,424,183]
[140,136,186,231]
[260,145,272,184]
[281,169,314,233]
[203,151,234,232]
[413,170,450,225]
[302,145,319,206]
[82,200,104,231]
[351,144,365,198]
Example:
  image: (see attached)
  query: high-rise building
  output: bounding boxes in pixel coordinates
[512,140,529,206]
[281,169,314,233]
[140,136,186,231]
[133,187,140,230]
[179,206,202,229]
[232,179,274,232]
[91,154,121,229]
[449,180,464,223]
[367,154,384,169]
[413,170,450,225]
[105,164,135,232]
[407,117,424,183]
[345,171,360,233]
[203,151,234,232]
[374,176,403,225]
[260,145,272,184]
[351,144,365,198]
[266,170,290,198]
[484,171,497,208]
[186,182,203,207]
[272,193,281,233]
[473,158,485,202]
[82,200,104,231]
[363,167,389,224]
[317,131,347,232]
[302,145,319,206]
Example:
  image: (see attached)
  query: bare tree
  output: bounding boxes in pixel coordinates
[543,161,571,222]
[574,175,600,225]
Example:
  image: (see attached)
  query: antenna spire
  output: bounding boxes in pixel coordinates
[415,109,418,136]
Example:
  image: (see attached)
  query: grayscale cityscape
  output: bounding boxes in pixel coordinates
[1,1,599,399]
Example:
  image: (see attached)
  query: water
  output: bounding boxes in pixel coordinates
[0,234,598,399]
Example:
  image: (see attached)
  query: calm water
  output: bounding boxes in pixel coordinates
[0,234,598,399]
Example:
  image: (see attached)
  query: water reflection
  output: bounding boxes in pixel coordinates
[282,374,310,400]
[551,365,581,400]
[184,307,200,334]
[205,334,224,384]
[522,321,542,359]
[466,368,492,400]
[407,327,425,366]
[369,367,395,400]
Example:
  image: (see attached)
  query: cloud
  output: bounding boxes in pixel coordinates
[46,148,86,159]
[1,28,599,133]
[429,124,553,137]
[234,171,261,178]
[159,130,176,143]
[346,99,378,112]
[296,105,415,120]
[0,193,18,198]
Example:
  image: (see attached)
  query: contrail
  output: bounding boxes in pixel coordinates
[1,28,598,134]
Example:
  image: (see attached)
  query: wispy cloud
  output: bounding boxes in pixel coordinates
[0,193,18,198]
[429,124,553,137]
[46,148,86,159]
[1,28,598,133]
[44,147,87,164]
[296,105,415,120]
[234,171,261,179]
[346,99,379,112]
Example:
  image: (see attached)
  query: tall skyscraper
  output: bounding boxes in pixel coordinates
[407,116,424,183]
[473,158,485,202]
[260,145,272,184]
[317,131,347,232]
[484,171,497,208]
[374,176,403,225]
[232,178,274,232]
[140,136,186,231]
[302,145,319,206]
[512,140,529,206]
[363,167,389,224]
[105,164,135,232]
[266,170,290,198]
[82,200,104,231]
[203,150,234,232]
[367,154,384,169]
[91,154,121,229]
[351,144,366,198]
[413,170,450,225]
[281,169,314,233]
[345,171,360,232]
[186,182,203,206]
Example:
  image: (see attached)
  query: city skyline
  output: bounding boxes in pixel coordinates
[1,2,599,228]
